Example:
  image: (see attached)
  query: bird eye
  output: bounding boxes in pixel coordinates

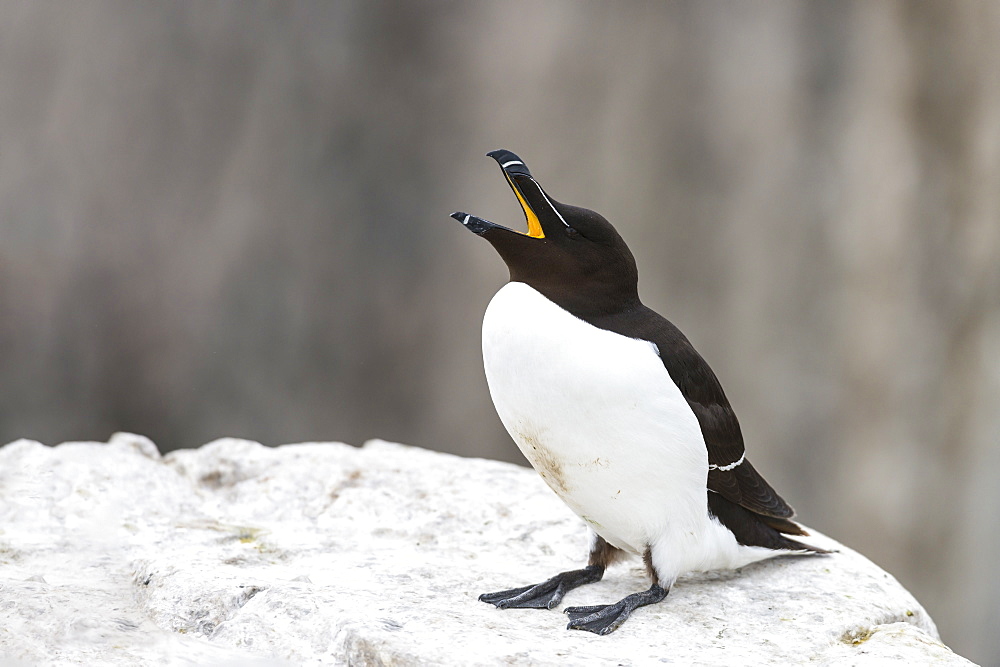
[565,227,579,239]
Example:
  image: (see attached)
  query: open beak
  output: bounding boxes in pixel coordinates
[451,149,546,239]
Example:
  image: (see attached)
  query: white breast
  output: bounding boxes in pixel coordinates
[482,282,711,557]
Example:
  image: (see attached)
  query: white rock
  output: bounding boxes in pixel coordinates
[0,433,976,666]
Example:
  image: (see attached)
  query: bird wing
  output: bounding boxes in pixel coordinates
[651,326,796,519]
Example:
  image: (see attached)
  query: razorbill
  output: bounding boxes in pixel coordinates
[451,149,825,635]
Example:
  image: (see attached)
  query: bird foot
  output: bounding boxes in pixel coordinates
[564,583,668,635]
[479,565,603,610]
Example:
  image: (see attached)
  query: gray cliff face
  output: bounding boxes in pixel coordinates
[0,433,975,666]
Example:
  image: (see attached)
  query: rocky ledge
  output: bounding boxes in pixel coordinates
[0,434,975,666]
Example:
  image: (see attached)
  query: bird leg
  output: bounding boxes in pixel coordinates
[564,545,669,634]
[478,534,623,610]
[479,565,604,609]
[564,583,668,634]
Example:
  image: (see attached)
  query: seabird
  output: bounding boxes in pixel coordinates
[451,149,825,635]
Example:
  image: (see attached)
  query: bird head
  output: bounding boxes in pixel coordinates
[451,150,639,317]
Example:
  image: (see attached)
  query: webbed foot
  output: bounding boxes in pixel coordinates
[564,583,668,634]
[479,565,604,610]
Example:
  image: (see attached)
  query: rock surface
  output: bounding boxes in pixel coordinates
[0,434,975,666]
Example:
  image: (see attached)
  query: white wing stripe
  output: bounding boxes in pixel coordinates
[708,452,745,472]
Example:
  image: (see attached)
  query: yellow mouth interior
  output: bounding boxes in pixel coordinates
[505,173,545,238]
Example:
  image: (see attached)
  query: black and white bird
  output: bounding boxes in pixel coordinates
[451,150,826,635]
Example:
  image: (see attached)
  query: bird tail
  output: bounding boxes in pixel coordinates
[760,515,831,554]
[708,491,832,554]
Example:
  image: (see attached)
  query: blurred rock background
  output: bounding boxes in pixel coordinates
[1,1,997,663]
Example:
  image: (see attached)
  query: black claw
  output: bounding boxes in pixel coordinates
[478,566,603,610]
[565,584,668,635]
